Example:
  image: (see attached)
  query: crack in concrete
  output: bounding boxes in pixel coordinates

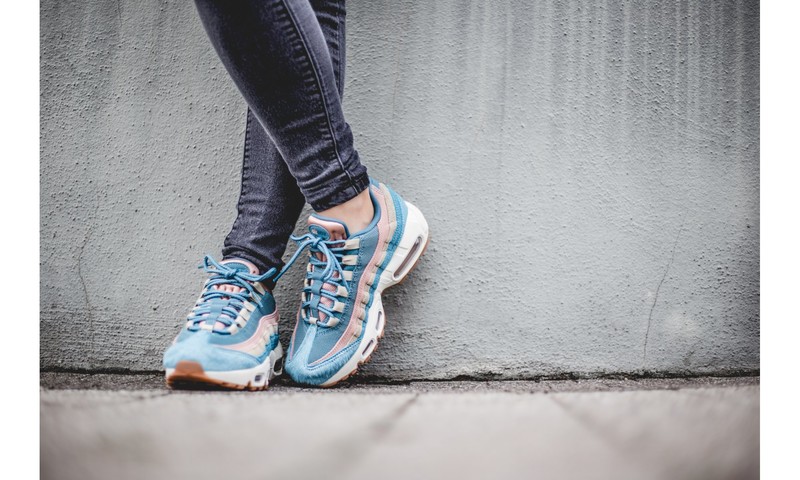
[77,197,101,366]
[643,217,685,365]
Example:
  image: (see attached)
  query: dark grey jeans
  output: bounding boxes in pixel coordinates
[194,0,369,275]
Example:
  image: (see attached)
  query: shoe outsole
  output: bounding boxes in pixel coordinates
[165,346,284,391]
[166,361,267,391]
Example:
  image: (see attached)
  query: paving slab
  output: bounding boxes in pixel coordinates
[40,375,759,480]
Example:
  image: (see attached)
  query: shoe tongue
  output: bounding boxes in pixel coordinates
[308,214,350,241]
[220,258,259,275]
[216,259,260,294]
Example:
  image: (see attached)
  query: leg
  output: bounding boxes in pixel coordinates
[164,0,357,391]
[221,110,305,274]
[188,0,430,389]
[221,0,352,273]
[194,0,369,214]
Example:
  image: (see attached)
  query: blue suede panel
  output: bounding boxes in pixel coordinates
[387,183,408,229]
[163,331,263,371]
[285,325,361,386]
[175,326,195,343]
[266,332,279,353]
[289,312,308,358]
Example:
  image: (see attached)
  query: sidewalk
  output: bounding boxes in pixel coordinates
[40,375,759,480]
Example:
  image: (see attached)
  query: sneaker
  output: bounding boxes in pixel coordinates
[163,256,284,390]
[283,179,429,386]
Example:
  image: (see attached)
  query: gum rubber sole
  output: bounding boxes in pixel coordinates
[320,234,431,388]
[166,348,284,391]
[166,361,270,391]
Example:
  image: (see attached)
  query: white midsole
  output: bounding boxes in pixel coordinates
[321,201,429,387]
[166,343,284,388]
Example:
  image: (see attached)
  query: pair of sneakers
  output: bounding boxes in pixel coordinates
[163,179,429,389]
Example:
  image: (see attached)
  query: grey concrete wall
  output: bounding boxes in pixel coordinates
[41,0,759,378]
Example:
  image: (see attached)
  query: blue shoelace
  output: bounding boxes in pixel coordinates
[281,231,354,328]
[187,256,278,334]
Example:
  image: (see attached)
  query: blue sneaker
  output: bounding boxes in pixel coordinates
[163,256,284,390]
[283,179,429,386]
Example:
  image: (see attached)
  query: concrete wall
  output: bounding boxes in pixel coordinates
[41,0,759,378]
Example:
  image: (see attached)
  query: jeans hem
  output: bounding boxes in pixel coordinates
[306,166,370,211]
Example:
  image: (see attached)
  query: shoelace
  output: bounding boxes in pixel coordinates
[281,231,353,328]
[187,256,278,334]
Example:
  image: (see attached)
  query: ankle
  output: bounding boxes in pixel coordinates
[318,189,374,234]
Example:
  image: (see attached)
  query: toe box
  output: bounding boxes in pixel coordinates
[163,331,262,372]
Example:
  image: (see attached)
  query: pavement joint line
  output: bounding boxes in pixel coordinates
[367,393,419,439]
[263,393,420,479]
[549,394,631,458]
[40,372,759,394]
[337,394,420,478]
[548,393,681,480]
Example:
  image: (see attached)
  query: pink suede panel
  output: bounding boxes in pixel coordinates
[222,311,279,353]
[310,185,393,365]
